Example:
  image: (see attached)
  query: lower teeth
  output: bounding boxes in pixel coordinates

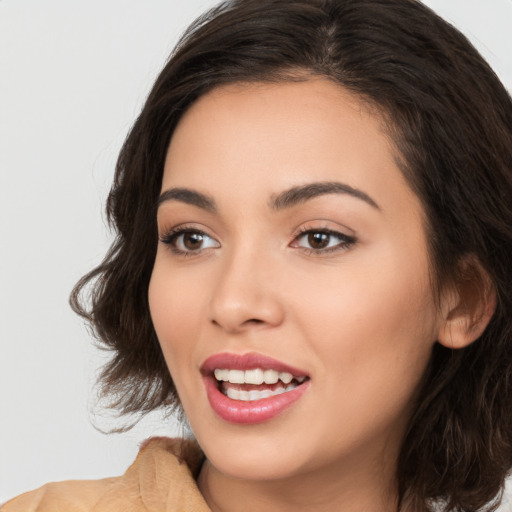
[224,383,298,401]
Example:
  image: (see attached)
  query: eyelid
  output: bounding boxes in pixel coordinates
[158,220,356,257]
[290,219,355,239]
[289,222,357,255]
[159,224,220,256]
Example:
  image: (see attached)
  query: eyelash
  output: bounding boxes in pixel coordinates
[159,226,219,257]
[291,227,356,255]
[159,226,356,257]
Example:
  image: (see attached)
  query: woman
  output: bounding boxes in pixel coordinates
[3,0,512,510]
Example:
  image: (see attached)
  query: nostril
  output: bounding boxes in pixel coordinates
[208,287,285,332]
[210,317,265,331]
[211,318,263,324]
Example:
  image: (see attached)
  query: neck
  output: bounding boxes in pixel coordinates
[197,451,400,512]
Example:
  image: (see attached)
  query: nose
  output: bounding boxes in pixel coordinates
[208,246,285,334]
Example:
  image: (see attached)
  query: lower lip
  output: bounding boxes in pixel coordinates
[203,376,310,424]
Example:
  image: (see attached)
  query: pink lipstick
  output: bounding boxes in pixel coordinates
[201,352,310,424]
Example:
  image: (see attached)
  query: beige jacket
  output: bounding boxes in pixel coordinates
[1,437,210,511]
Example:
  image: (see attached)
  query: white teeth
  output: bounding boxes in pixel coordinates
[214,369,229,381]
[248,390,261,401]
[244,368,264,385]
[228,369,245,384]
[263,369,279,384]
[279,371,293,384]
[213,368,306,385]
[224,382,299,401]
[226,388,240,400]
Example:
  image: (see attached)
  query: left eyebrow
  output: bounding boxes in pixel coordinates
[270,181,380,210]
[157,187,217,212]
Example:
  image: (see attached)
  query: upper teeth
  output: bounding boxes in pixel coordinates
[214,368,305,385]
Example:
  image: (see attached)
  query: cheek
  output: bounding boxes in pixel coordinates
[292,248,438,406]
[295,249,436,344]
[148,257,204,368]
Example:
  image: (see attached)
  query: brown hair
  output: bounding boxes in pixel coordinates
[71,0,512,510]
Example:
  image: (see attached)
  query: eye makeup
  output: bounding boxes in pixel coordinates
[158,222,357,259]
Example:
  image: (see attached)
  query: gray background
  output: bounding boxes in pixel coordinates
[1,0,511,505]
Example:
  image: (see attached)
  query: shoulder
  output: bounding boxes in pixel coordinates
[1,437,208,512]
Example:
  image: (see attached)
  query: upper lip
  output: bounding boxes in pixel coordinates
[200,352,309,377]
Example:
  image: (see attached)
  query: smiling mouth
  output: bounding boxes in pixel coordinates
[201,352,311,423]
[213,368,308,401]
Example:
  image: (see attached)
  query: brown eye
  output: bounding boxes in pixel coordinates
[308,232,330,249]
[292,228,356,254]
[160,228,220,254]
[183,232,204,250]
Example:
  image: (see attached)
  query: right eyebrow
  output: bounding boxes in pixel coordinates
[270,181,380,211]
[156,188,217,213]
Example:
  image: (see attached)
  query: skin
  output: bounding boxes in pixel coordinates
[148,79,451,511]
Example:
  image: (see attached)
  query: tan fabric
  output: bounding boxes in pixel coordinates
[1,437,210,512]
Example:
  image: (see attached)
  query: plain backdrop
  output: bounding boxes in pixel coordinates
[1,0,511,505]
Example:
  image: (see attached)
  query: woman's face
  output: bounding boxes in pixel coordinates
[149,79,443,482]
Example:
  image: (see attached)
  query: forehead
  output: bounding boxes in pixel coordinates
[162,79,420,219]
[166,79,389,169]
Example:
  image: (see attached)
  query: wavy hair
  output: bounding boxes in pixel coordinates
[71,0,512,509]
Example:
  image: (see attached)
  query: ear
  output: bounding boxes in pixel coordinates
[437,254,496,349]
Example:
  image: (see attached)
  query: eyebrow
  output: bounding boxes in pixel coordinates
[270,181,380,210]
[157,181,380,212]
[157,188,217,212]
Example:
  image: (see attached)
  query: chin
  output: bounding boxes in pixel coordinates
[193,423,312,481]
[207,445,309,482]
